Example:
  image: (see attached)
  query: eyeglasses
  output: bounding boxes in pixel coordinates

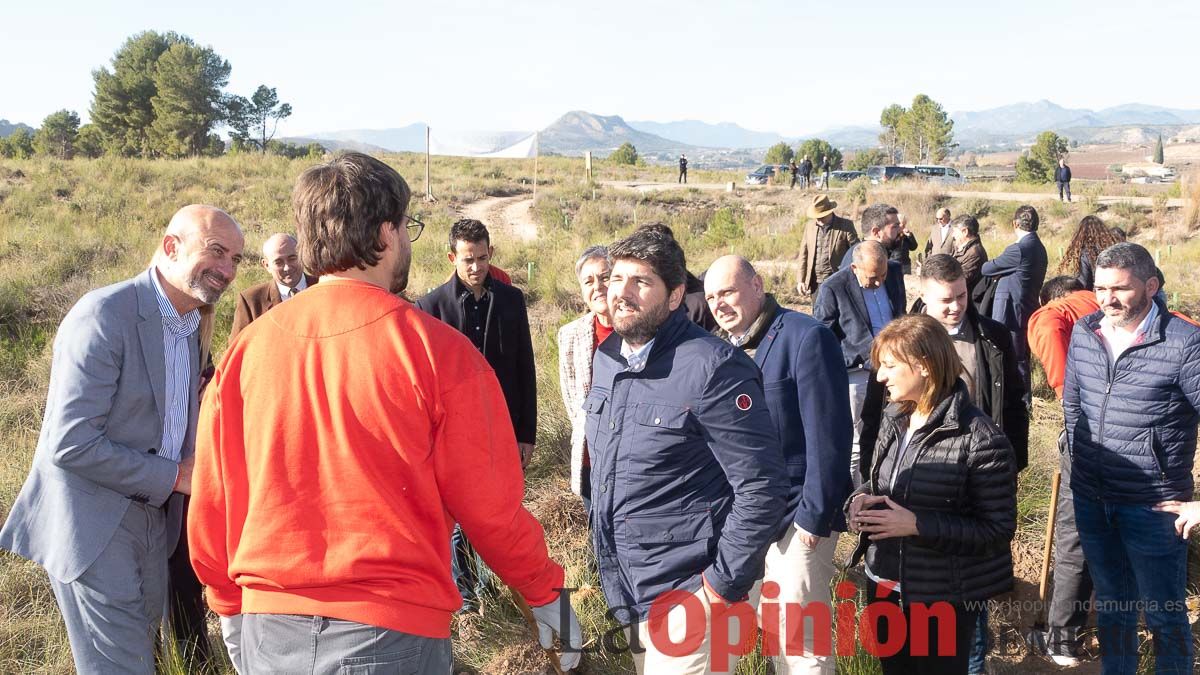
[406,214,425,242]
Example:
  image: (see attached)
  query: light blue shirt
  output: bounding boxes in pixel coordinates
[148,268,199,463]
[621,338,655,373]
[861,285,894,335]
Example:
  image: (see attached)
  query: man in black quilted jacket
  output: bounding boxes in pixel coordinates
[1063,242,1200,674]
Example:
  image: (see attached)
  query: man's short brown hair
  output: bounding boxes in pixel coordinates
[292,152,411,276]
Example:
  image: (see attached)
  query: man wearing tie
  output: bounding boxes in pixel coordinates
[229,233,318,341]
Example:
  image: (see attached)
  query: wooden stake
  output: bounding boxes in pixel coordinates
[424,126,437,203]
[533,132,539,205]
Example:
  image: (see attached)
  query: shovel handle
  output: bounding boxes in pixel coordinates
[1039,470,1062,602]
[511,590,566,675]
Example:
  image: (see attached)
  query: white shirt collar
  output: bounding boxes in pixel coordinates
[621,338,655,373]
[277,275,308,300]
[1015,229,1033,242]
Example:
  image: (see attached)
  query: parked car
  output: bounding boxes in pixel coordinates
[745,164,791,185]
[866,165,918,184]
[830,170,866,183]
[913,165,966,185]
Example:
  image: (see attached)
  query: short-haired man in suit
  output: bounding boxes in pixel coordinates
[813,241,905,485]
[980,204,1048,396]
[840,203,907,311]
[416,218,537,613]
[0,205,245,674]
[925,207,956,258]
[229,233,319,341]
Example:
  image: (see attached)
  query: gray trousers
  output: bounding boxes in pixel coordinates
[50,502,170,675]
[847,368,870,486]
[1047,430,1093,651]
[241,614,452,674]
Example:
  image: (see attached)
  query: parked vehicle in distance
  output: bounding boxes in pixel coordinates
[867,164,965,185]
[745,164,791,185]
[866,165,918,184]
[830,170,866,182]
[913,165,966,185]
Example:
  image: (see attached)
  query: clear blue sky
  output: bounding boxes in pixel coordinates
[3,0,1198,136]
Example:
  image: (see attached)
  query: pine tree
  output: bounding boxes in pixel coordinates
[90,31,179,157]
[1153,134,1164,164]
[148,42,230,157]
[32,110,81,159]
[879,104,906,163]
[763,142,793,165]
[896,94,955,163]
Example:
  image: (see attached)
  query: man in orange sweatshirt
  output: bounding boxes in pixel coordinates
[189,152,581,673]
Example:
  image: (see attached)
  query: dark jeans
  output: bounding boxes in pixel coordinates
[1058,181,1072,201]
[1073,495,1192,674]
[450,525,493,609]
[1048,432,1093,654]
[967,611,989,674]
[868,581,980,675]
[679,169,687,183]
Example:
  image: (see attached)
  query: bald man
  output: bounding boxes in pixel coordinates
[0,206,244,674]
[229,233,318,341]
[705,256,851,674]
[812,241,905,484]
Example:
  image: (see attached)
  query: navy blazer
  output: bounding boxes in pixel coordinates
[812,265,906,369]
[980,232,1048,336]
[584,308,788,621]
[752,307,853,538]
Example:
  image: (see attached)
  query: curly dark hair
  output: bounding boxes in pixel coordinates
[609,224,687,291]
[1058,215,1120,276]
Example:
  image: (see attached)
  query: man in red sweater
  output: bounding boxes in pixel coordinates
[189,152,580,673]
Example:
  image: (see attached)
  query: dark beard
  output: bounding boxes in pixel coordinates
[1111,293,1150,328]
[390,255,411,294]
[614,300,670,347]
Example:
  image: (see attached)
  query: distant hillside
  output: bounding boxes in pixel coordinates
[279,136,393,154]
[628,120,783,149]
[0,119,34,138]
[538,110,694,155]
[951,100,1200,148]
[297,124,428,152]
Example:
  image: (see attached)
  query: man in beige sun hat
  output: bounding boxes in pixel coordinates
[797,194,859,296]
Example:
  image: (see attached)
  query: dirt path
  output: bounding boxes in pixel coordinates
[599,180,1189,208]
[458,194,538,242]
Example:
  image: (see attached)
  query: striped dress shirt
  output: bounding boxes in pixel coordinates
[148,268,199,463]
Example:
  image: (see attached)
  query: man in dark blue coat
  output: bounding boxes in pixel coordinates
[980,204,1048,397]
[704,255,851,674]
[1064,242,1200,674]
[814,241,905,484]
[585,226,788,673]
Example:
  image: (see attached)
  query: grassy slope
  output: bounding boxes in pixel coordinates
[1,155,1197,673]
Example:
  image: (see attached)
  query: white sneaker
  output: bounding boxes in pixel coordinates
[1049,653,1081,667]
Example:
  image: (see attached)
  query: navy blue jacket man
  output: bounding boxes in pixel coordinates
[585,226,787,648]
[1062,243,1200,673]
[815,254,906,370]
[814,242,905,483]
[980,205,1048,392]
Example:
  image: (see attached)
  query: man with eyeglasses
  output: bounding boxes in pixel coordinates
[416,218,539,614]
[188,153,579,673]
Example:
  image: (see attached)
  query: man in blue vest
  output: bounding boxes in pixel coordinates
[1064,242,1200,673]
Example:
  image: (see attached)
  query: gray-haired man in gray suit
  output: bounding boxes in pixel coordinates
[0,205,244,674]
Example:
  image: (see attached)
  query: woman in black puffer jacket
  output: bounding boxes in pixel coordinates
[847,314,1017,675]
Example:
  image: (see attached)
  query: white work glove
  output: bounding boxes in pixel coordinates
[530,595,584,671]
[220,614,244,674]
